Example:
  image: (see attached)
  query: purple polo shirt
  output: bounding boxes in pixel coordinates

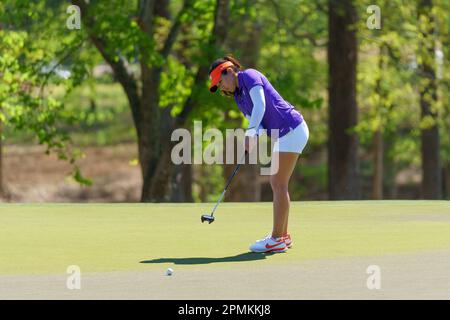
[234,69,303,138]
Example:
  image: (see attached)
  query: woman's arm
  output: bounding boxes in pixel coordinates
[245,85,266,137]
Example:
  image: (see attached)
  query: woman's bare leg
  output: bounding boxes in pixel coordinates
[270,152,299,238]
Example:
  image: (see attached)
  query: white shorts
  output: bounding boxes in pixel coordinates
[273,120,309,154]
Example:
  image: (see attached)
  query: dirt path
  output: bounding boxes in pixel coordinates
[1,250,449,300]
[2,144,141,202]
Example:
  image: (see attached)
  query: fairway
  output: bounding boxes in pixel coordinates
[1,201,450,299]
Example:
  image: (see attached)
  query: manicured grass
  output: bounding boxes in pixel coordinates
[0,201,449,275]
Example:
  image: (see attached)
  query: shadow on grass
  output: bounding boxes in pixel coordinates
[140,252,275,265]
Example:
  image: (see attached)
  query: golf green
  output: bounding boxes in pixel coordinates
[0,201,449,275]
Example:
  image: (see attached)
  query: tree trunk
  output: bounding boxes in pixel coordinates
[139,68,166,202]
[0,120,3,198]
[180,164,193,202]
[223,114,261,202]
[75,0,229,202]
[372,45,387,200]
[383,133,396,199]
[139,0,182,202]
[170,132,193,203]
[373,130,383,199]
[198,165,208,202]
[144,0,231,202]
[445,164,450,199]
[0,24,2,197]
[223,18,262,202]
[327,0,361,199]
[417,0,442,199]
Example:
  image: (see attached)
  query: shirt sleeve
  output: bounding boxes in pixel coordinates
[245,85,266,137]
[241,69,264,91]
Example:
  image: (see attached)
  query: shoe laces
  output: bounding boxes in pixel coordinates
[256,234,272,242]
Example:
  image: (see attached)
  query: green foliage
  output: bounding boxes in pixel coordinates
[257,0,327,112]
[160,57,194,115]
[354,0,449,178]
[0,1,96,185]
[2,0,448,200]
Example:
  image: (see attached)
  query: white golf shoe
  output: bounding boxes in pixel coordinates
[249,235,287,253]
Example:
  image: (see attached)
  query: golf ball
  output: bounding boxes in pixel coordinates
[166,268,173,276]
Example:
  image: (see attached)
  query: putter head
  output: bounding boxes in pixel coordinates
[201,214,215,224]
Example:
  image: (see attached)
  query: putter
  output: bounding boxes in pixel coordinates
[201,152,247,224]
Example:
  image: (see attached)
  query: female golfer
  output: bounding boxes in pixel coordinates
[209,55,309,253]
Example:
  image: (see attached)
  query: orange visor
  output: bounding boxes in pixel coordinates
[209,61,234,93]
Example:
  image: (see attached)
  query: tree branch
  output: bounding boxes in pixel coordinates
[137,0,156,36]
[268,0,326,48]
[71,0,142,136]
[39,40,85,101]
[160,0,195,59]
[315,0,328,14]
[175,0,230,126]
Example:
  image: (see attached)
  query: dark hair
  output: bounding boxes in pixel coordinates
[208,54,243,76]
[209,55,243,96]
